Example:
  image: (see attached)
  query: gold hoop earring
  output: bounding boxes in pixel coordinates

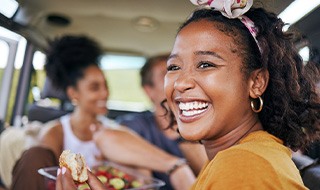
[71,98,78,106]
[251,96,263,113]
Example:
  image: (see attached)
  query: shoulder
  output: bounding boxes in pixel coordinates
[37,119,64,158]
[213,147,275,170]
[194,132,306,189]
[38,120,63,141]
[211,135,292,176]
[199,148,283,188]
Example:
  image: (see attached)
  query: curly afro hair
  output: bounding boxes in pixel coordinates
[166,7,320,151]
[44,35,102,91]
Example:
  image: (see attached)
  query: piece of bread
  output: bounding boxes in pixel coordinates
[59,150,88,183]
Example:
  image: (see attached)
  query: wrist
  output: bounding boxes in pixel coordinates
[168,160,196,190]
[166,158,187,176]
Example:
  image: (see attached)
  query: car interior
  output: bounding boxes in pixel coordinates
[0,0,320,189]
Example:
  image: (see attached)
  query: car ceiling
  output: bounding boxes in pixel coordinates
[12,0,320,56]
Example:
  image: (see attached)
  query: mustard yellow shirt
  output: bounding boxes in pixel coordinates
[191,131,307,190]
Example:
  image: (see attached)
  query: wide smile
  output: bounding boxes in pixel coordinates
[96,100,107,108]
[177,101,209,122]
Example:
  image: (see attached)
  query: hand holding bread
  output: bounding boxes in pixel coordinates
[59,150,88,183]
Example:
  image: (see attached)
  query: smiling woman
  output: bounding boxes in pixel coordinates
[10,35,114,189]
[51,0,320,189]
[163,0,320,189]
[0,0,319,130]
[1,0,320,190]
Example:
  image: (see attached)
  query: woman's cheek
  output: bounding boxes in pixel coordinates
[164,75,171,97]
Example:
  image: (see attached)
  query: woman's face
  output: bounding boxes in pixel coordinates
[165,20,254,142]
[73,65,109,116]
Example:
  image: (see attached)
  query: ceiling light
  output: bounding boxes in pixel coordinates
[278,0,320,30]
[132,16,159,32]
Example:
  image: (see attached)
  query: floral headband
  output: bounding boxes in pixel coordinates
[189,0,262,53]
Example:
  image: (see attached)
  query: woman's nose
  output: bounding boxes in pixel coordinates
[174,72,196,92]
[102,86,109,98]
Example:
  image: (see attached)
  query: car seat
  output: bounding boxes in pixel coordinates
[27,78,73,123]
[293,154,320,190]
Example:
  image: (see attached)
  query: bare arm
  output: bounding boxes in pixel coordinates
[93,128,195,190]
[38,121,64,160]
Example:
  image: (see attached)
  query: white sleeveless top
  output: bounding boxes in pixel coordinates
[60,114,119,167]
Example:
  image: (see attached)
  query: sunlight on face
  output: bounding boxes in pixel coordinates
[165,20,252,141]
[75,65,109,116]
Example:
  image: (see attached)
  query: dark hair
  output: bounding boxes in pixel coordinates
[45,35,102,91]
[305,48,320,84]
[167,8,320,150]
[140,53,170,87]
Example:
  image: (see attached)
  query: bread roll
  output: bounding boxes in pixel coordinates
[59,150,88,183]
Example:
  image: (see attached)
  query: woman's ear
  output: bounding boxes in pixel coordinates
[66,86,77,101]
[249,69,269,98]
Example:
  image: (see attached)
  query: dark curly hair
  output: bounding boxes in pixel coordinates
[165,8,320,150]
[45,35,102,91]
[305,48,320,84]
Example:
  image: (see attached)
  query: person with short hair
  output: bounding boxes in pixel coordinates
[116,53,207,189]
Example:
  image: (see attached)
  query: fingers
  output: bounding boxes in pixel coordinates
[56,167,105,190]
[55,167,77,190]
[55,168,63,190]
[87,168,106,190]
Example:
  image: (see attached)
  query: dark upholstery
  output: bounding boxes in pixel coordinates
[303,163,320,190]
[0,176,5,189]
[293,154,320,190]
[27,78,73,123]
[27,105,70,123]
[40,79,68,100]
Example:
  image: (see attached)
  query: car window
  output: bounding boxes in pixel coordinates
[0,27,27,125]
[101,54,151,111]
[0,40,9,90]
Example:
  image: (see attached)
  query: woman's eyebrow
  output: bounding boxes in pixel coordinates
[168,53,178,60]
[194,51,224,61]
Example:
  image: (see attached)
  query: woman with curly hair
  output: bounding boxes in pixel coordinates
[10,35,115,190]
[162,0,320,189]
[56,0,320,189]
[12,35,195,190]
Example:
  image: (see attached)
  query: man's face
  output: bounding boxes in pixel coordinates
[146,60,167,107]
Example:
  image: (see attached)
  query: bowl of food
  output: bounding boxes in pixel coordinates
[38,161,165,190]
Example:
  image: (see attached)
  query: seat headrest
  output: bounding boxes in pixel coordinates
[40,78,69,100]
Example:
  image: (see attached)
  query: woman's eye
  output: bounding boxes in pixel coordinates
[167,65,180,71]
[198,61,215,69]
[91,86,99,91]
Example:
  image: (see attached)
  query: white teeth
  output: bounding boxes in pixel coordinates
[182,109,206,116]
[179,101,208,111]
[178,101,209,117]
